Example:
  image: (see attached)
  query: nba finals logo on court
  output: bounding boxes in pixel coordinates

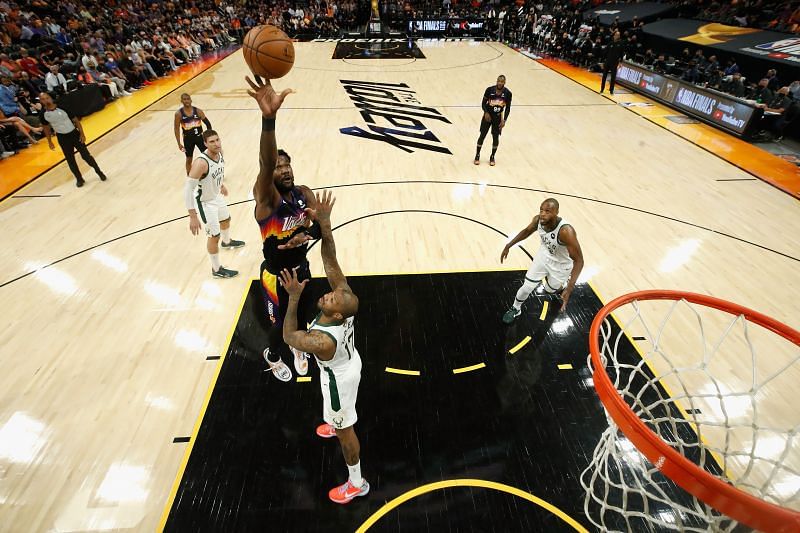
[339,80,453,154]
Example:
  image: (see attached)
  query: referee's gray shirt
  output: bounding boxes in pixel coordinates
[40,107,77,135]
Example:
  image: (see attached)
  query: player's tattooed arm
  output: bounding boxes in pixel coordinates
[280,268,336,359]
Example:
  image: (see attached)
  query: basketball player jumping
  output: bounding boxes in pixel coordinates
[174,93,213,175]
[183,129,245,278]
[246,74,321,382]
[474,75,512,166]
[279,190,369,505]
[500,198,584,322]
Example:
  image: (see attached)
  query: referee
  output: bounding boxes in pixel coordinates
[39,92,107,188]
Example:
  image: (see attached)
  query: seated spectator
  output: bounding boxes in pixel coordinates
[0,108,42,145]
[724,59,740,76]
[750,78,774,104]
[0,53,23,79]
[17,71,42,95]
[753,87,795,140]
[766,69,780,92]
[721,72,747,97]
[682,60,700,84]
[18,49,45,80]
[45,64,68,94]
[652,53,668,74]
[0,75,21,116]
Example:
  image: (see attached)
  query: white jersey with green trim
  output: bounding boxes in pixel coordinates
[196,151,224,203]
[309,315,358,376]
[537,218,573,268]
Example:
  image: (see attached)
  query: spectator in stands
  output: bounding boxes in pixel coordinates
[0,53,22,79]
[722,72,747,97]
[653,53,668,74]
[45,64,68,94]
[0,75,21,117]
[682,60,700,84]
[0,108,42,144]
[17,71,41,95]
[751,78,774,104]
[18,49,45,80]
[704,55,720,78]
[766,69,780,91]
[789,80,800,101]
[724,59,740,76]
[753,87,795,140]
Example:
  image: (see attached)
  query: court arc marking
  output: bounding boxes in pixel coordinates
[508,336,532,354]
[385,367,421,376]
[355,478,590,532]
[539,300,549,320]
[452,362,486,374]
[557,364,574,370]
[3,178,797,290]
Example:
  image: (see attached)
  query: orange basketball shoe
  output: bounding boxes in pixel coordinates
[329,479,370,504]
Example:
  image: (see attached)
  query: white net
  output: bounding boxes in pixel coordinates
[580,295,800,532]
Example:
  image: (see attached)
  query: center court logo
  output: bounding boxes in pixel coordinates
[339,80,452,154]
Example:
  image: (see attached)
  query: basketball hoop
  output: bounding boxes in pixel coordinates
[581,290,800,532]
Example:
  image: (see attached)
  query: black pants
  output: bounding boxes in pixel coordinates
[601,61,619,93]
[57,130,103,181]
[477,116,501,150]
[260,260,318,358]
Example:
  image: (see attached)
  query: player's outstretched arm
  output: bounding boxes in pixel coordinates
[246,76,293,213]
[559,225,584,312]
[500,215,539,263]
[308,190,351,292]
[279,268,336,359]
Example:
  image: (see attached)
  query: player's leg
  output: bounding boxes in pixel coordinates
[287,262,313,376]
[542,263,571,295]
[184,136,196,175]
[203,201,238,278]
[608,62,618,94]
[600,63,610,93]
[260,262,293,381]
[489,120,500,165]
[474,118,491,164]
[502,252,546,324]
[319,359,368,504]
[218,201,245,249]
[75,136,106,181]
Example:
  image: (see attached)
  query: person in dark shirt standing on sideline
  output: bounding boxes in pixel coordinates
[39,92,107,188]
[174,93,213,176]
[600,31,624,95]
[474,74,512,166]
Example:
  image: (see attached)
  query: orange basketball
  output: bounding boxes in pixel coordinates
[242,25,295,79]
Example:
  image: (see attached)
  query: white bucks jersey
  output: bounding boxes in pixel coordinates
[196,151,224,203]
[309,315,358,375]
[538,218,573,267]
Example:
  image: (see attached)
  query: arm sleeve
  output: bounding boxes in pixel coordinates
[481,88,490,113]
[504,90,512,120]
[202,117,212,129]
[184,178,198,210]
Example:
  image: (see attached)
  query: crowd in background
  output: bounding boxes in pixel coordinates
[1,0,797,158]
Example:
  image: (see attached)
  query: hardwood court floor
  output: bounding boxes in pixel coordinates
[0,41,797,531]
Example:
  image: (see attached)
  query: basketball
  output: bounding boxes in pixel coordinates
[242,25,295,79]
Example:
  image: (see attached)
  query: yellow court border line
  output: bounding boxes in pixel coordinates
[297,376,312,382]
[385,367,421,376]
[539,300,549,320]
[557,364,573,370]
[355,478,589,532]
[587,281,731,480]
[508,335,531,354]
[452,362,486,374]
[157,280,251,532]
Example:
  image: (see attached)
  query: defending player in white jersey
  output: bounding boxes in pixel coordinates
[183,129,246,278]
[501,197,584,321]
[278,190,369,505]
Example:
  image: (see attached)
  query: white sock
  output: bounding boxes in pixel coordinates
[220,228,231,244]
[347,461,363,487]
[210,253,221,271]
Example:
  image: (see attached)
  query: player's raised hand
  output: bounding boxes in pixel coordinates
[245,75,294,118]
[279,267,307,297]
[305,190,335,225]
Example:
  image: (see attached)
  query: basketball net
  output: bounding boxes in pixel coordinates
[580,291,800,532]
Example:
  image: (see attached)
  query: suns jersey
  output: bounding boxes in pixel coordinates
[180,106,203,137]
[482,86,512,118]
[195,151,224,203]
[538,218,573,267]
[256,187,311,274]
[309,315,358,376]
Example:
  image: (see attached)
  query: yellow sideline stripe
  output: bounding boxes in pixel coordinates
[539,300,549,320]
[558,364,573,370]
[157,282,250,532]
[385,367,421,376]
